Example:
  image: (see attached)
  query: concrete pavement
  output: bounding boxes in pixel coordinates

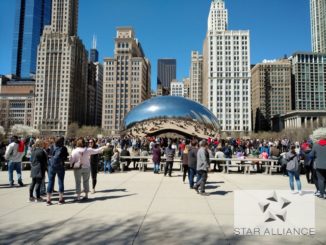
[0,168,325,245]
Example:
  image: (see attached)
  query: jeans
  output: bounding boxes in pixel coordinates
[288,171,302,191]
[91,162,98,189]
[312,169,319,191]
[74,168,91,194]
[195,170,208,193]
[153,162,160,173]
[188,167,196,188]
[104,160,112,173]
[164,161,173,176]
[8,161,22,184]
[304,165,312,183]
[316,169,326,196]
[47,167,65,193]
[182,165,189,182]
[30,177,42,198]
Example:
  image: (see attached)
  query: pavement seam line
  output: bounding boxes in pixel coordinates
[32,171,140,245]
[131,174,165,245]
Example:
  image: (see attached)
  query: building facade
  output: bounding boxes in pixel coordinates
[183,77,190,98]
[190,51,203,103]
[251,59,292,131]
[291,52,326,111]
[203,0,251,132]
[94,62,103,127]
[87,62,97,126]
[0,81,35,131]
[311,0,326,53]
[102,27,151,135]
[12,0,52,79]
[34,0,88,135]
[170,80,184,97]
[157,59,176,95]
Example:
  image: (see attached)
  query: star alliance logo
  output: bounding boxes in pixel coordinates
[258,191,291,223]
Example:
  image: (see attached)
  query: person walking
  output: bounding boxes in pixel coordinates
[286,145,302,194]
[194,140,210,195]
[311,135,326,199]
[89,139,100,194]
[4,136,25,187]
[152,143,161,174]
[181,145,190,182]
[188,140,198,189]
[46,137,68,205]
[164,143,175,177]
[29,140,47,202]
[70,138,104,201]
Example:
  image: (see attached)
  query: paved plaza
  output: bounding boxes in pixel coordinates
[0,168,326,245]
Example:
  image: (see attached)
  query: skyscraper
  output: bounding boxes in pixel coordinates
[190,51,203,103]
[157,59,176,95]
[90,35,99,62]
[87,39,103,127]
[311,0,326,53]
[11,0,52,79]
[34,0,88,135]
[102,27,151,134]
[291,52,326,111]
[251,59,292,131]
[203,0,251,132]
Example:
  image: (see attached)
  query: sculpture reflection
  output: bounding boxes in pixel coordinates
[121,96,220,138]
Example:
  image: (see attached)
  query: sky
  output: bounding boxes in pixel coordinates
[0,0,311,90]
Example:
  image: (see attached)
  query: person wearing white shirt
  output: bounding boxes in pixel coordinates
[70,138,104,201]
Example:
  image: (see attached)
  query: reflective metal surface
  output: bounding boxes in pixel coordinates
[121,96,220,138]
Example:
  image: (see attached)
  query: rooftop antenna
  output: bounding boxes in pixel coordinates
[92,34,97,49]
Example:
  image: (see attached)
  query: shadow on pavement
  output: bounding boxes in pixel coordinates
[209,190,233,196]
[0,215,242,245]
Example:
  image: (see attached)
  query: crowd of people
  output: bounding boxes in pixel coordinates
[0,133,326,205]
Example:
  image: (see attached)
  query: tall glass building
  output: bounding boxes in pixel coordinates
[157,59,176,95]
[11,0,52,79]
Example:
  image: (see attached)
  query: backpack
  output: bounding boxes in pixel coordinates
[49,147,64,170]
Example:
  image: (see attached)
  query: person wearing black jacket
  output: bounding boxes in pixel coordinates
[89,139,100,194]
[29,140,48,202]
[188,140,198,189]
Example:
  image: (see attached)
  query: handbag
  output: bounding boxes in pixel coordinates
[73,148,87,169]
[73,160,81,169]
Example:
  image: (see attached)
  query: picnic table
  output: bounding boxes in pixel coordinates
[209,157,280,174]
[120,156,183,172]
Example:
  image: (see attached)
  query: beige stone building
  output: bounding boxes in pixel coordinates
[183,77,190,98]
[251,59,292,131]
[0,81,35,131]
[190,51,203,103]
[34,0,88,135]
[102,27,151,134]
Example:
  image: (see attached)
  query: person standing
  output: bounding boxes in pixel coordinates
[194,140,210,195]
[188,140,198,189]
[4,136,25,187]
[181,145,190,183]
[310,136,326,199]
[152,143,161,174]
[70,138,104,201]
[286,145,302,194]
[89,139,100,194]
[164,143,175,177]
[102,144,114,173]
[46,137,68,205]
[29,140,47,202]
